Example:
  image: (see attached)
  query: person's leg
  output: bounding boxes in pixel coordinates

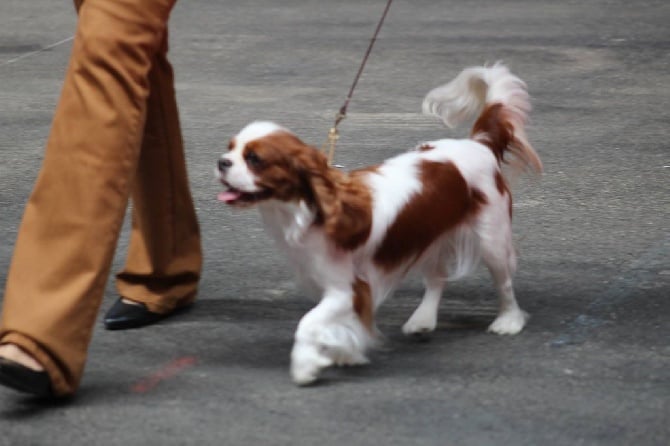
[0,0,178,396]
[113,33,202,317]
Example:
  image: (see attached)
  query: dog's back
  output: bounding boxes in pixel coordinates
[352,64,542,311]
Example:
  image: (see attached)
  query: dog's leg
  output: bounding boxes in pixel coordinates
[480,212,528,335]
[485,264,527,335]
[291,286,372,386]
[402,275,445,335]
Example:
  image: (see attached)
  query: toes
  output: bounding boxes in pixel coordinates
[0,344,44,371]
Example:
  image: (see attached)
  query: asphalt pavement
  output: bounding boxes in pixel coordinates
[1,1,668,445]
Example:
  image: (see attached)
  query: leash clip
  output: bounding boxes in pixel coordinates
[323,111,346,166]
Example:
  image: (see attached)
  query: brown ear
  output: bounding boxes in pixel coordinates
[286,136,372,251]
[294,149,372,251]
[292,147,342,232]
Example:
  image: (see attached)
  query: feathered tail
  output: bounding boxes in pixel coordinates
[422,63,542,173]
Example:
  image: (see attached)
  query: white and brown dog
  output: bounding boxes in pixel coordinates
[216,64,542,385]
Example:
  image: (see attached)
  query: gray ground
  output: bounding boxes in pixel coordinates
[1,0,669,445]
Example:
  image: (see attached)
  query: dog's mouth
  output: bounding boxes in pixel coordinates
[218,182,271,206]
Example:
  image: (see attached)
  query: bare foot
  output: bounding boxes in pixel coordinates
[0,344,44,371]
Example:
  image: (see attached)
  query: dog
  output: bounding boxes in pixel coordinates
[216,64,542,385]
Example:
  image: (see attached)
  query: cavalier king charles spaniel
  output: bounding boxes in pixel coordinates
[217,64,542,385]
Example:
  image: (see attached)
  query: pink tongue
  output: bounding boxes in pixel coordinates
[218,190,242,203]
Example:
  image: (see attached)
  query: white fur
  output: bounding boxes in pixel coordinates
[259,201,376,384]
[220,121,286,193]
[219,64,538,384]
[423,62,541,173]
[422,62,529,129]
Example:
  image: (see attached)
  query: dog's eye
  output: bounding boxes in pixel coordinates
[244,151,263,167]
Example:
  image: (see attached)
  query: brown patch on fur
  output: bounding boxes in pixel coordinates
[494,170,506,195]
[418,143,435,152]
[373,161,485,272]
[351,165,380,176]
[494,170,513,217]
[472,103,514,163]
[325,170,373,250]
[352,278,374,331]
[472,103,542,173]
[244,131,373,251]
[227,138,236,151]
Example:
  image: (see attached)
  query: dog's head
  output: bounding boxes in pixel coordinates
[217,121,336,211]
[217,121,372,250]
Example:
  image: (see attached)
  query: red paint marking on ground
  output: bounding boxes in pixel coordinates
[131,356,198,394]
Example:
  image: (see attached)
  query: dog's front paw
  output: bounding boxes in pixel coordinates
[290,341,333,386]
[402,312,437,336]
[487,309,529,335]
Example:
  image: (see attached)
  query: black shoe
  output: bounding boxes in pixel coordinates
[0,357,54,398]
[104,298,183,330]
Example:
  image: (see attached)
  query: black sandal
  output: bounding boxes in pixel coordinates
[0,357,54,397]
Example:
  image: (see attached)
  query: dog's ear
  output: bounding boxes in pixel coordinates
[292,147,342,232]
[293,148,372,251]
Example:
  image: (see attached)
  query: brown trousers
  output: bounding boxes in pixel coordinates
[0,0,202,396]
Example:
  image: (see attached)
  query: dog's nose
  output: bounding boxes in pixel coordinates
[218,158,232,172]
